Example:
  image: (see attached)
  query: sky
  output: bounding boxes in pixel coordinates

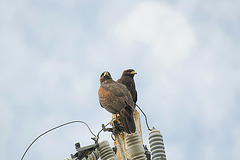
[0,0,240,160]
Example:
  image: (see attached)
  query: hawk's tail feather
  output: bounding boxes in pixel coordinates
[119,106,136,134]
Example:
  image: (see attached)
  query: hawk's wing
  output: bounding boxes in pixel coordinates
[98,82,134,114]
[117,76,137,103]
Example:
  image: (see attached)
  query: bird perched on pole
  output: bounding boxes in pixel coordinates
[117,69,137,104]
[98,71,136,134]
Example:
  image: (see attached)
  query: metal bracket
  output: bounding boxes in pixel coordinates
[71,142,98,160]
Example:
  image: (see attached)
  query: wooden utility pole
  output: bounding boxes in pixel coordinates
[113,109,144,160]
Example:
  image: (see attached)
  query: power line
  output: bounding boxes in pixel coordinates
[21,120,96,160]
[136,103,152,131]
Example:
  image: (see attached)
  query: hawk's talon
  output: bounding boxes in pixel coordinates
[112,114,121,125]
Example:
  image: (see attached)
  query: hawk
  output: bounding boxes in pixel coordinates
[98,71,136,134]
[117,69,137,104]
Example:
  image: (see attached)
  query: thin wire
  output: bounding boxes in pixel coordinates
[21,120,96,160]
[96,119,113,139]
[135,103,152,131]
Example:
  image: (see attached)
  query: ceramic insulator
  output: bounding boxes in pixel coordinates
[97,141,117,160]
[126,132,146,160]
[149,128,166,160]
[82,150,99,160]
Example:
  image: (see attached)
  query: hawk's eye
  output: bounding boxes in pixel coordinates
[101,72,105,77]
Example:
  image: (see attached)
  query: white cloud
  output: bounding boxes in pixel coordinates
[114,2,196,68]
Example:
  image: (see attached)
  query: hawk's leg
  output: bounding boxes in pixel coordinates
[114,114,121,124]
[110,114,121,125]
[112,115,124,134]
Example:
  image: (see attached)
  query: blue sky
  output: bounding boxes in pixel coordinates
[0,0,240,160]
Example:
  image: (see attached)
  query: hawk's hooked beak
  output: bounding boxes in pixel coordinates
[103,72,107,77]
[103,71,111,78]
[130,70,137,75]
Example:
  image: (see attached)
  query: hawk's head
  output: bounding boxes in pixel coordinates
[100,71,112,84]
[122,69,137,77]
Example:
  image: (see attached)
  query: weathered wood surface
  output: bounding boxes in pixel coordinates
[113,109,143,160]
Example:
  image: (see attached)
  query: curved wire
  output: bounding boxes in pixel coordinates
[135,103,152,131]
[96,119,112,139]
[21,120,96,160]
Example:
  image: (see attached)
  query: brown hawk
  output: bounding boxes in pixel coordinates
[98,71,136,134]
[117,69,137,104]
